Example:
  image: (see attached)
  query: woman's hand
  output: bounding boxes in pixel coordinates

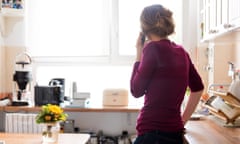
[135,32,145,61]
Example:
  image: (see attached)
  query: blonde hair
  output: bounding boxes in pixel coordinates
[140,4,175,37]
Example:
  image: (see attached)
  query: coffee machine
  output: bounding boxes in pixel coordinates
[12,52,32,106]
[49,78,65,102]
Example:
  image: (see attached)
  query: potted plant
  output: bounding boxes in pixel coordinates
[36,104,68,143]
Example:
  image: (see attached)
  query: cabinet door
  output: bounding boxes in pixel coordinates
[201,0,219,39]
[221,0,229,27]
[216,0,222,27]
[209,0,218,34]
[199,0,240,41]
[204,0,210,37]
[228,0,240,28]
[201,0,213,39]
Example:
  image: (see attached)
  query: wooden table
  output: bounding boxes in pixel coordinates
[0,133,90,144]
[185,115,240,144]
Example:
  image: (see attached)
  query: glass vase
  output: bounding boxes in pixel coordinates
[42,122,60,144]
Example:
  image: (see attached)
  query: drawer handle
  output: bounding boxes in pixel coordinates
[209,29,218,34]
[223,24,234,29]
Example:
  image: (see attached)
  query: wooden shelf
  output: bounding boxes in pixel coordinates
[0,8,24,17]
[1,105,140,113]
[0,8,24,36]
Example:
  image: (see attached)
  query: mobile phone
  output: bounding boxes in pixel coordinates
[141,34,146,46]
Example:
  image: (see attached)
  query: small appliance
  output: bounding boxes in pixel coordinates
[12,52,32,106]
[34,78,65,106]
[102,88,128,106]
[66,82,90,108]
[49,78,65,103]
[34,85,61,106]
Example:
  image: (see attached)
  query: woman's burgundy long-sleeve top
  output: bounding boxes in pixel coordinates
[130,39,204,136]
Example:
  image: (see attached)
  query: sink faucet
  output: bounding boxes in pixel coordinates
[228,62,236,80]
[208,62,238,94]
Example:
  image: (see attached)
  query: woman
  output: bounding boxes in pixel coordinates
[130,4,204,144]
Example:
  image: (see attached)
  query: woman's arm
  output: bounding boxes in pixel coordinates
[130,33,156,98]
[135,32,145,61]
[182,90,203,125]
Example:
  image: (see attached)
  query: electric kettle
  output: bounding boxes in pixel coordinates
[49,78,65,103]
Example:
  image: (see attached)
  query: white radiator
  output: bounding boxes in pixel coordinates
[5,113,42,133]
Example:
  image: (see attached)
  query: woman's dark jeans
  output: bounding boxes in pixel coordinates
[133,130,185,144]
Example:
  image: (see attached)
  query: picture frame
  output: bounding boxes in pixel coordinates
[1,0,24,13]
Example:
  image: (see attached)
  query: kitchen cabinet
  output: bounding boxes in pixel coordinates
[198,0,239,89]
[200,0,218,40]
[200,0,240,42]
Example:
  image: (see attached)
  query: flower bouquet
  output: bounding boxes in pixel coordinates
[36,104,68,143]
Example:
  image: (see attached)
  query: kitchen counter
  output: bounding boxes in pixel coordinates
[1,105,240,143]
[185,115,240,144]
[1,105,140,113]
[0,133,90,144]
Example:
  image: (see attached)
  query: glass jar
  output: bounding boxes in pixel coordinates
[42,122,60,143]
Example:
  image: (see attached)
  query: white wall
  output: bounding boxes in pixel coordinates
[0,57,5,93]
[4,17,25,47]
[0,16,5,94]
[214,32,240,80]
[0,43,4,94]
[1,17,26,93]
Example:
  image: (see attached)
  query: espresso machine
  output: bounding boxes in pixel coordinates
[12,52,33,106]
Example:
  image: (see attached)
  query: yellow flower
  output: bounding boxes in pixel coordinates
[44,115,52,121]
[49,105,63,114]
[36,104,68,124]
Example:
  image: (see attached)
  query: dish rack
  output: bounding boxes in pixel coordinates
[204,90,240,125]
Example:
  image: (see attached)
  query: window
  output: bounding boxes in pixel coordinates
[26,0,110,57]
[118,0,182,55]
[26,0,183,106]
[26,0,182,59]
